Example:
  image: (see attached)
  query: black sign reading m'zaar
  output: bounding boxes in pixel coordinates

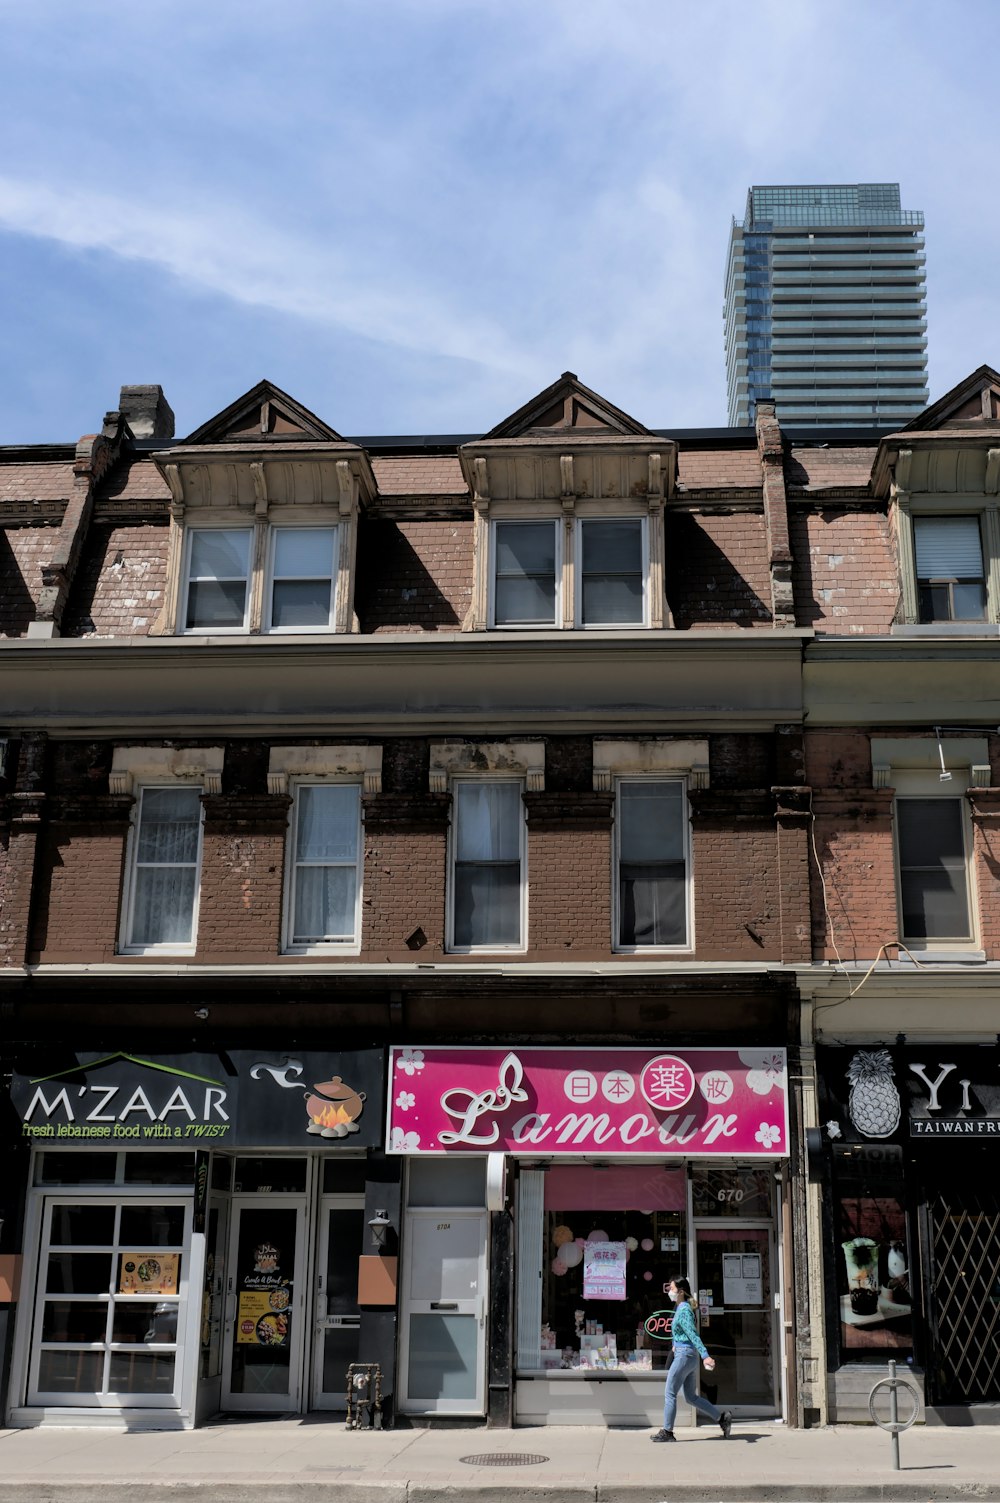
[9,1049,384,1150]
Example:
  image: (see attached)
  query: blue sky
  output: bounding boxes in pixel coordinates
[0,0,996,443]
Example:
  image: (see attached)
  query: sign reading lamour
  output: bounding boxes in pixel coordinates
[386,1047,789,1157]
[9,1050,384,1149]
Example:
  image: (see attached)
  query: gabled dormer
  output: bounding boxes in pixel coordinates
[460,374,676,631]
[872,366,1000,628]
[152,381,377,636]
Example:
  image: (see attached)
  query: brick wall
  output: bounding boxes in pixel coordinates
[666,512,772,628]
[32,826,126,962]
[0,525,59,636]
[356,519,472,632]
[790,508,898,634]
[194,829,285,963]
[62,523,169,637]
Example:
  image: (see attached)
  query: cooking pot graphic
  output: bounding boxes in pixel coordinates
[305,1077,366,1138]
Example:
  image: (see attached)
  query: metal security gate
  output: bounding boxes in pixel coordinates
[927,1185,1000,1404]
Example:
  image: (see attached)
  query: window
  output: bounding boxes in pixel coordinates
[914,516,986,622]
[180,526,340,634]
[489,517,648,630]
[184,529,252,631]
[450,780,525,950]
[285,783,361,950]
[578,519,645,626]
[493,522,558,626]
[122,786,204,953]
[267,527,338,631]
[615,779,689,949]
[895,794,973,943]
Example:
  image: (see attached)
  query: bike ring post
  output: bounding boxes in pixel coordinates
[868,1359,919,1470]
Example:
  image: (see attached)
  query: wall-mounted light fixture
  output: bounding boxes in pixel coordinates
[367,1209,392,1252]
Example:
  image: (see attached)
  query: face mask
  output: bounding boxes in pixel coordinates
[668,1289,680,1303]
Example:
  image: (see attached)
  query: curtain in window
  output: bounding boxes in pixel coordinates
[131,788,202,946]
[292,785,359,943]
[453,783,521,947]
[618,782,686,946]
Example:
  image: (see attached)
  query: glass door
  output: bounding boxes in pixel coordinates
[29,1196,190,1409]
[398,1210,487,1415]
[222,1198,307,1411]
[694,1225,777,1414]
[311,1194,365,1410]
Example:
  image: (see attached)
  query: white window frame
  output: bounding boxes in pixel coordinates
[892,769,978,954]
[488,518,561,630]
[446,776,527,954]
[912,514,988,624]
[282,779,363,954]
[180,525,253,635]
[264,524,339,634]
[574,515,649,629]
[613,775,693,953]
[119,783,205,957]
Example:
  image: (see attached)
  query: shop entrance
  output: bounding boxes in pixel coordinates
[222,1196,308,1412]
[311,1193,366,1410]
[693,1226,776,1414]
[925,1168,1000,1405]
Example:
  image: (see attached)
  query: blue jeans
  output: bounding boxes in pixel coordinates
[663,1346,721,1430]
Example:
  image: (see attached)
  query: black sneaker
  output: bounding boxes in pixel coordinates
[719,1410,733,1439]
[650,1428,675,1442]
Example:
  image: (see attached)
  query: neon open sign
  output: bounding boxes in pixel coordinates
[643,1310,675,1342]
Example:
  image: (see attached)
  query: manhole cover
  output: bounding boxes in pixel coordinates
[460,1452,549,1467]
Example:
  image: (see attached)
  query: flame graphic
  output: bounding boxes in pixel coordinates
[311,1102,356,1128]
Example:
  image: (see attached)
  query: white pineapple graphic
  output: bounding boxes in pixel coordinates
[846,1049,900,1138]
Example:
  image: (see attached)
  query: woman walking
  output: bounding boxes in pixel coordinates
[651,1277,732,1442]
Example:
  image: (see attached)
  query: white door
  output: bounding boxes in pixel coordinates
[222,1198,307,1411]
[399,1209,487,1415]
[311,1194,365,1410]
[28,1196,190,1410]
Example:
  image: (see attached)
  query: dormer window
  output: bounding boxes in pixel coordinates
[184,528,252,631]
[465,373,675,633]
[153,380,375,638]
[913,516,986,622]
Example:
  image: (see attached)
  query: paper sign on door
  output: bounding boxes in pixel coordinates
[722,1252,762,1305]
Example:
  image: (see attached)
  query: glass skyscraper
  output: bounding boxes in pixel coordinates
[725,184,928,428]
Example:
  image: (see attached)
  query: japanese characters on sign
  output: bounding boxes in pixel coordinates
[582,1241,627,1300]
[387,1046,789,1157]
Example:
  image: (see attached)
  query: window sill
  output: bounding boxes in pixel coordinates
[893,949,986,965]
[891,623,1000,637]
[282,945,362,957]
[117,946,198,959]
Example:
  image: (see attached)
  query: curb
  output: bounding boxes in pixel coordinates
[1,1483,999,1503]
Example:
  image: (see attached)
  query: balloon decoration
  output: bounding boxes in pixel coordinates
[551,1257,568,1276]
[643,1271,653,1281]
[587,1229,609,1242]
[625,1237,639,1252]
[640,1238,654,1252]
[552,1225,573,1248]
[560,1242,583,1269]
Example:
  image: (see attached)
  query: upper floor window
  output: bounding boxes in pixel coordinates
[449,779,525,951]
[493,522,558,626]
[914,516,986,622]
[185,529,251,631]
[183,525,339,634]
[615,779,690,950]
[578,519,644,626]
[285,782,361,950]
[895,791,974,946]
[490,516,647,629]
[121,785,204,954]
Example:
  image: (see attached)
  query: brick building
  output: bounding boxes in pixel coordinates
[1,367,999,1430]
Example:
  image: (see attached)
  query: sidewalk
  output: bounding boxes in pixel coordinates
[1,1416,998,1503]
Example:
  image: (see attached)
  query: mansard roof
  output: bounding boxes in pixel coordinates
[183,380,343,444]
[872,364,1000,495]
[481,372,652,441]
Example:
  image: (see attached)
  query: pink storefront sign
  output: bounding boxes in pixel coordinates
[387,1046,788,1157]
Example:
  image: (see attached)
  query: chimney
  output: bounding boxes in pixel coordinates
[118,385,175,440]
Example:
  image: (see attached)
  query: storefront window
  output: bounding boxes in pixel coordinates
[532,1165,686,1373]
[31,1194,189,1404]
[833,1143,912,1359]
[691,1165,773,1219]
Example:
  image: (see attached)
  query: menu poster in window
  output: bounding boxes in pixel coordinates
[119,1252,179,1295]
[583,1240,627,1300]
[722,1252,762,1305]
